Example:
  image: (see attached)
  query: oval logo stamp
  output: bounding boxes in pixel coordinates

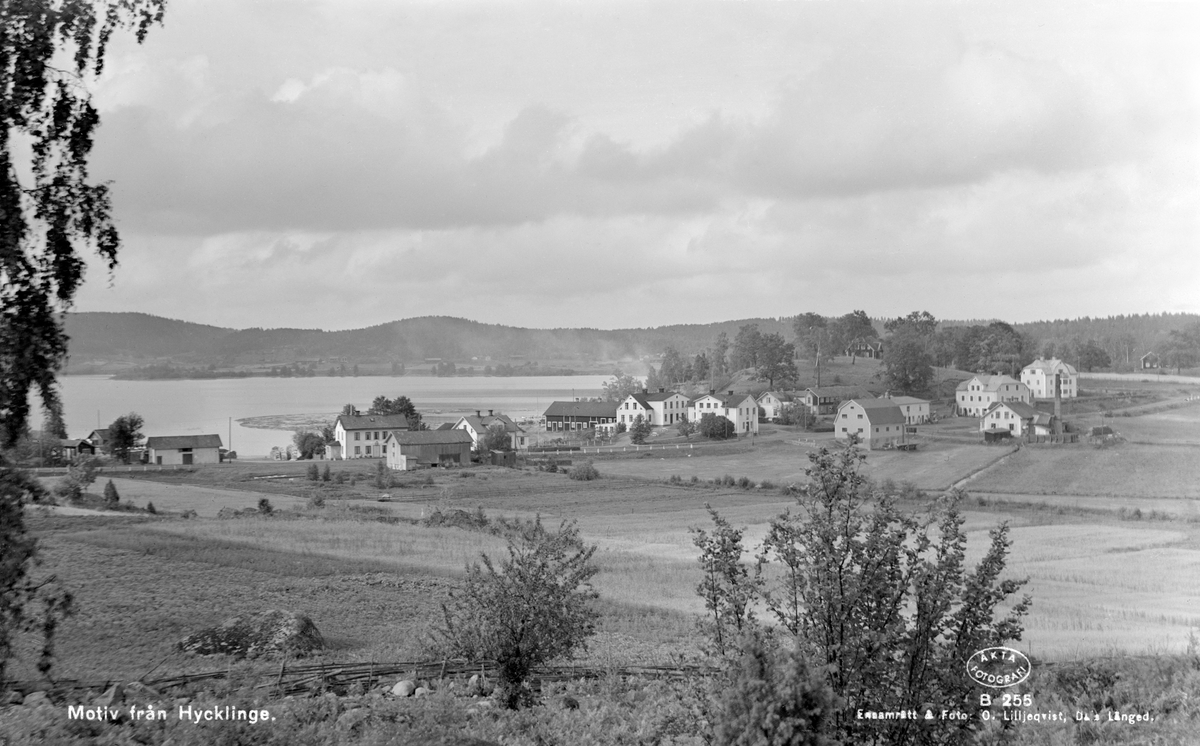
[966,647,1031,689]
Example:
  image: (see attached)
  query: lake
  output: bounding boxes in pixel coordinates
[56,375,614,458]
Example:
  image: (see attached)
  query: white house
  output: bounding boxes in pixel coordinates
[834,400,907,450]
[756,391,790,421]
[454,411,528,450]
[145,434,223,465]
[955,375,1031,417]
[1021,358,1079,399]
[689,390,759,435]
[980,401,1053,437]
[617,388,692,427]
[334,413,412,459]
[882,394,931,424]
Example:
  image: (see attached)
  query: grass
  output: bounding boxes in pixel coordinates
[968,444,1200,498]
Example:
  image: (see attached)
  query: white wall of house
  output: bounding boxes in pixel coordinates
[335,423,390,459]
[151,447,221,465]
[1021,360,1079,399]
[980,405,1029,436]
[956,377,1031,417]
[617,397,653,427]
[834,402,904,450]
[689,395,759,435]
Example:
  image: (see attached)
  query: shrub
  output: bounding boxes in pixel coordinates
[668,474,683,485]
[615,421,626,434]
[306,463,320,481]
[257,498,274,515]
[629,415,651,445]
[692,506,761,656]
[569,461,600,481]
[700,413,736,440]
[690,475,699,484]
[373,461,392,490]
[737,476,753,490]
[722,474,736,487]
[102,479,120,508]
[431,517,599,709]
[713,632,837,746]
[334,471,345,485]
[321,464,331,482]
[145,502,157,515]
[759,480,776,490]
[308,494,326,509]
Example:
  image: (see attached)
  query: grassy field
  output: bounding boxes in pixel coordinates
[968,443,1200,498]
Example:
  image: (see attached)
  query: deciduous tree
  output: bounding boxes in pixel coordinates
[699,413,736,440]
[882,332,934,393]
[601,373,643,402]
[731,324,763,371]
[367,395,424,430]
[754,332,797,389]
[107,413,144,464]
[629,414,651,445]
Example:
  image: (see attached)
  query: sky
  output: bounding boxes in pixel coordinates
[74,0,1200,331]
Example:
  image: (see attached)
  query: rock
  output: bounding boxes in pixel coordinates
[22,691,49,707]
[95,684,124,708]
[177,610,324,659]
[391,680,417,698]
[336,708,370,732]
[414,686,430,698]
[562,695,579,710]
[1,690,24,706]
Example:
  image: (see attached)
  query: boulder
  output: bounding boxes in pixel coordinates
[414,686,430,698]
[95,684,124,708]
[336,708,370,732]
[22,691,49,707]
[178,610,324,659]
[391,680,417,698]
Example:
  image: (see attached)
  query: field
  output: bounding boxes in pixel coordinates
[967,443,1200,499]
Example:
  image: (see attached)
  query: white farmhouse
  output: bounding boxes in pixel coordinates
[980,401,1053,437]
[453,410,528,450]
[689,390,759,435]
[955,375,1031,417]
[617,388,692,427]
[1020,358,1079,399]
[834,400,907,450]
[756,391,789,421]
[334,413,412,459]
[882,394,931,424]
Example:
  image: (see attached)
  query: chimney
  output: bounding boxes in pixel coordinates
[488,409,494,417]
[658,387,665,393]
[1054,372,1062,421]
[642,387,648,394]
[728,390,734,396]
[475,410,481,417]
[709,389,716,396]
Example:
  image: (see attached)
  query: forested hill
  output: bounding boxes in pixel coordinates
[62,312,793,370]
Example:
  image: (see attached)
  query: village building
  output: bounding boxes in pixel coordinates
[1140,351,1161,370]
[834,399,908,450]
[85,428,110,452]
[1021,358,1079,399]
[882,394,931,424]
[756,391,790,421]
[145,434,223,465]
[844,339,884,359]
[334,413,412,459]
[544,400,619,432]
[454,411,528,450]
[955,375,1032,417]
[618,388,692,427]
[980,401,1053,438]
[59,439,95,460]
[800,386,874,415]
[689,390,759,435]
[384,429,474,470]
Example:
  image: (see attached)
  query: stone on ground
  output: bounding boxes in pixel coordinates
[177,609,324,659]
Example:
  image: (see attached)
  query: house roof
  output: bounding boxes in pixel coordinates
[336,414,413,431]
[434,422,456,431]
[385,430,474,446]
[1140,351,1160,361]
[59,439,88,448]
[146,434,223,450]
[1022,358,1078,376]
[86,428,110,443]
[458,414,524,434]
[757,391,789,403]
[693,391,756,407]
[839,399,906,426]
[806,386,872,398]
[956,375,1022,392]
[983,401,1042,420]
[887,396,929,406]
[544,401,619,418]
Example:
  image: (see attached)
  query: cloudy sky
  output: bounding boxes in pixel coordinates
[77,0,1198,331]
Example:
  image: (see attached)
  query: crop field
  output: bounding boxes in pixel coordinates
[1096,405,1200,444]
[967,443,1200,498]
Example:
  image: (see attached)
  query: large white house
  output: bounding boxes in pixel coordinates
[1020,358,1079,399]
[756,391,790,421]
[834,400,907,450]
[689,390,759,435]
[334,413,412,459]
[980,401,1053,437]
[453,411,528,450]
[955,375,1031,417]
[617,389,692,427]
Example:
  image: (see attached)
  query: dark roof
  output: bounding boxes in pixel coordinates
[386,430,473,446]
[840,399,906,426]
[807,386,872,398]
[336,414,413,431]
[146,434,223,450]
[59,439,88,448]
[459,414,524,433]
[887,396,929,406]
[544,401,619,418]
[434,422,456,431]
[984,401,1042,420]
[693,391,756,407]
[87,428,110,442]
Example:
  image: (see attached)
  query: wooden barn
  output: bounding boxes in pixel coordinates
[384,430,474,470]
[544,400,619,432]
[145,434,223,465]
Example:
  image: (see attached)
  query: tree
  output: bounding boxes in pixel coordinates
[731,324,763,371]
[712,332,731,378]
[103,479,119,508]
[677,416,696,441]
[1161,323,1200,373]
[659,346,688,386]
[699,413,736,440]
[0,1,165,448]
[628,414,651,445]
[293,431,325,460]
[755,333,797,389]
[882,333,934,393]
[41,406,67,441]
[692,351,711,383]
[884,310,938,338]
[479,422,513,453]
[829,310,876,353]
[692,506,761,656]
[367,395,424,430]
[107,413,144,464]
[432,517,599,709]
[341,403,359,416]
[601,373,644,402]
[1077,339,1112,371]
[54,456,97,501]
[755,442,1031,744]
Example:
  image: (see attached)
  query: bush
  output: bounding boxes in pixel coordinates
[321,464,331,482]
[102,479,119,508]
[257,498,274,515]
[306,463,320,481]
[714,632,837,746]
[700,413,736,440]
[569,461,600,481]
[668,474,683,485]
[737,476,753,490]
[691,475,700,484]
[145,502,157,515]
[722,474,736,487]
[308,494,326,509]
[431,517,599,709]
[629,415,651,445]
[615,421,626,434]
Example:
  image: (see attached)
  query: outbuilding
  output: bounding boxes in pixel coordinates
[834,399,908,450]
[384,429,474,470]
[145,434,223,465]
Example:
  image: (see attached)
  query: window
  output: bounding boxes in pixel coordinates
[354,446,361,455]
[857,414,863,419]
[354,432,361,441]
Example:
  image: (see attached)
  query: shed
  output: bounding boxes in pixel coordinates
[145,434,223,465]
[385,429,474,470]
